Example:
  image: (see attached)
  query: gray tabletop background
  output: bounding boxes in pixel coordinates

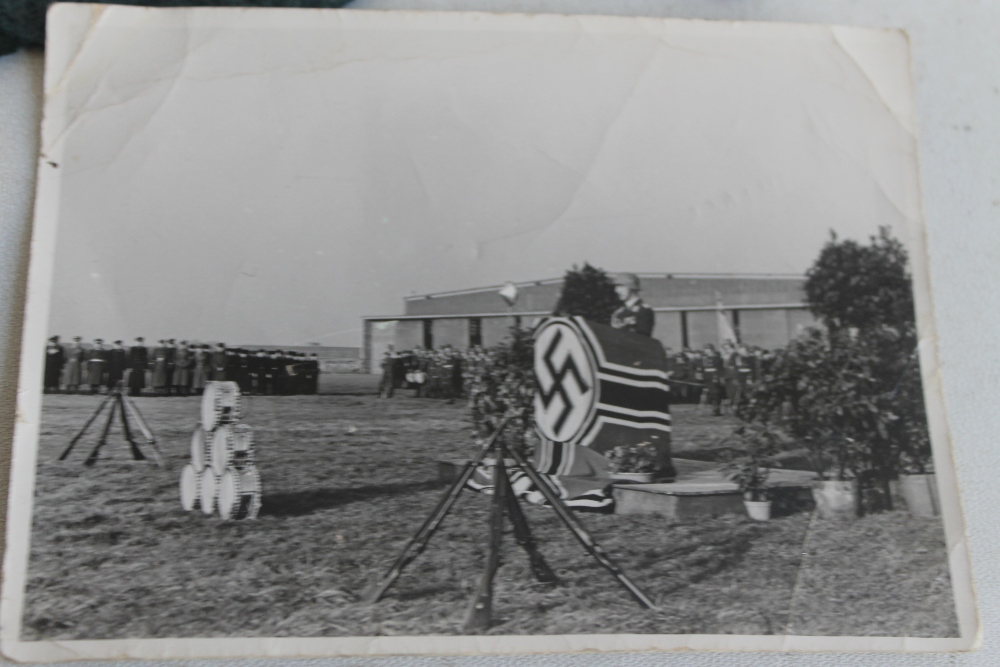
[1,0,998,665]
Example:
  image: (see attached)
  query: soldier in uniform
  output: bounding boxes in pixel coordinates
[248,349,266,394]
[173,341,192,395]
[234,348,252,394]
[44,336,65,393]
[164,339,177,394]
[127,337,148,396]
[210,343,228,382]
[700,344,724,416]
[86,338,107,393]
[64,336,84,392]
[151,340,170,394]
[378,345,397,398]
[270,349,288,395]
[610,273,655,337]
[191,344,209,394]
[307,353,320,394]
[107,340,127,390]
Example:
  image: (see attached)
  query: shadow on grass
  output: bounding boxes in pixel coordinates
[261,479,448,517]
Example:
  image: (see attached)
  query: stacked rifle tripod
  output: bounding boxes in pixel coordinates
[58,381,164,467]
[180,381,261,521]
[364,417,657,632]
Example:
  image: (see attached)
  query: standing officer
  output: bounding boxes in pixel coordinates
[44,336,65,393]
[173,341,192,395]
[610,273,655,337]
[107,340,127,390]
[210,343,228,382]
[128,337,148,396]
[86,339,107,393]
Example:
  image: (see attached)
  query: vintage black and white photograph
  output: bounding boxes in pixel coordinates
[1,4,976,660]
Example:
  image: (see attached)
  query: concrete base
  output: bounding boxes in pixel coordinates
[437,456,818,520]
[613,482,745,518]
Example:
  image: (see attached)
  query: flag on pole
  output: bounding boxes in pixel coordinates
[715,291,737,345]
[498,281,519,307]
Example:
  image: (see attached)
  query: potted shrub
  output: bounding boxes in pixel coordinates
[804,433,862,520]
[721,423,783,521]
[606,444,658,484]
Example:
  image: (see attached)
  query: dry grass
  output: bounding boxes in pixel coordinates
[22,392,957,639]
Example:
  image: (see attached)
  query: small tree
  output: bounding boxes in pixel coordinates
[552,262,621,325]
[466,325,536,455]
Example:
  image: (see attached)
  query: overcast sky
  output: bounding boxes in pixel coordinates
[43,9,919,347]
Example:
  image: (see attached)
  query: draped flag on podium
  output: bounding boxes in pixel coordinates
[466,315,675,512]
[466,439,615,512]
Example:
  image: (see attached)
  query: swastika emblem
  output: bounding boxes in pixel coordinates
[533,320,597,442]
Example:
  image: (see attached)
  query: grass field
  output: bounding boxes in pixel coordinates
[21,387,958,640]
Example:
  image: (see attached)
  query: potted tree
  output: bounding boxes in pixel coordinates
[606,444,658,484]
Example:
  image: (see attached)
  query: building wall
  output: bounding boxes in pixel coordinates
[481,316,518,347]
[366,275,818,371]
[432,318,470,350]
[396,320,424,351]
[653,311,684,351]
[737,309,791,349]
[403,275,806,317]
[405,282,563,316]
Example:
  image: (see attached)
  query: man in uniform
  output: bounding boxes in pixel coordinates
[700,343,724,416]
[86,338,107,393]
[128,337,148,396]
[210,343,228,382]
[107,340,127,390]
[378,345,398,398]
[307,353,320,394]
[610,273,655,337]
[44,336,65,393]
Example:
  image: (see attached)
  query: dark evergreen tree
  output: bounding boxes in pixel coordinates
[552,262,621,325]
[805,227,915,335]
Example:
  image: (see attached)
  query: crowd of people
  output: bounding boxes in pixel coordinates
[663,342,778,414]
[377,338,777,415]
[43,336,321,396]
[377,344,483,401]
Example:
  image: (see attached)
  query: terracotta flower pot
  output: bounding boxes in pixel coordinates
[811,480,857,520]
[744,499,772,521]
[899,473,940,518]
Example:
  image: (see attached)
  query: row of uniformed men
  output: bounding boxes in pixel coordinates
[43,336,320,396]
[663,342,778,412]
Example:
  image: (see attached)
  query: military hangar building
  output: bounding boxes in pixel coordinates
[362,273,816,372]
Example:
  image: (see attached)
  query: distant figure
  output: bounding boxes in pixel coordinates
[44,336,65,393]
[152,340,170,394]
[610,273,654,337]
[128,337,148,396]
[65,337,84,393]
[191,344,209,394]
[210,343,228,382]
[379,345,397,398]
[700,343,724,416]
[107,340,127,390]
[86,338,107,393]
[173,341,192,395]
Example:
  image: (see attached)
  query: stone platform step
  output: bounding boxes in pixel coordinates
[436,457,818,519]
